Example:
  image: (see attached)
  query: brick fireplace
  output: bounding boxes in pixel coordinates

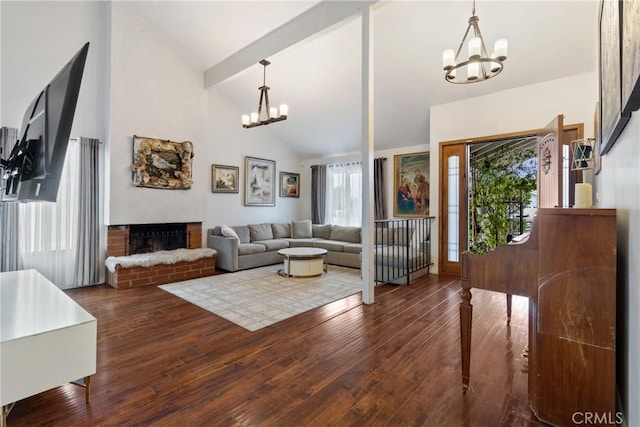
[105,222,214,289]
[106,222,203,258]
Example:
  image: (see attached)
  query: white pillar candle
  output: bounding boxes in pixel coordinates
[494,38,508,61]
[575,183,593,208]
[468,62,479,80]
[279,104,289,117]
[442,49,455,70]
[468,37,481,59]
[269,107,278,119]
[250,112,259,123]
[242,115,250,126]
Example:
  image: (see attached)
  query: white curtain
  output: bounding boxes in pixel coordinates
[326,162,362,226]
[18,140,80,287]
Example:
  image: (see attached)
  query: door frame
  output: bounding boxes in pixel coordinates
[438,123,583,277]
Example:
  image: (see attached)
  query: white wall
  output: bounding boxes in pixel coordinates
[430,71,598,272]
[106,3,207,225]
[203,88,303,232]
[1,1,108,140]
[596,113,640,427]
[107,3,302,231]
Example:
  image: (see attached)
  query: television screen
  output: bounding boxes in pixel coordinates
[1,42,89,203]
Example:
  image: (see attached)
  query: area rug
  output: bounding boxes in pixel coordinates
[159,265,361,331]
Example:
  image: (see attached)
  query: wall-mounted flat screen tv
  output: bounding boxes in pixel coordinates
[1,42,89,203]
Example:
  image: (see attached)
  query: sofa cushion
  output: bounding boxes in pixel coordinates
[375,227,394,246]
[254,239,289,251]
[343,243,362,254]
[221,224,239,240]
[291,220,313,238]
[231,225,251,243]
[313,240,347,252]
[330,225,361,243]
[238,243,266,255]
[272,223,291,239]
[312,224,332,239]
[249,223,274,242]
[287,238,319,248]
[394,226,415,246]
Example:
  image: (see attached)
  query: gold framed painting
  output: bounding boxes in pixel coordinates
[211,164,239,193]
[393,151,430,217]
[279,172,300,198]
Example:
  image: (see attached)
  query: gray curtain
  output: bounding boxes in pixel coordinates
[374,157,386,220]
[311,164,326,224]
[73,137,101,286]
[0,127,20,272]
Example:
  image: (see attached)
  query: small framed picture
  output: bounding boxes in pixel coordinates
[279,171,300,198]
[211,164,239,193]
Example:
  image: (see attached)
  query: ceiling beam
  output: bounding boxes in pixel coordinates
[203,0,378,88]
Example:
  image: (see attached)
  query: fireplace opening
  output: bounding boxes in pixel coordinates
[128,223,188,255]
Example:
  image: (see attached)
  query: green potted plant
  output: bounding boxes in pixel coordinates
[469,145,536,254]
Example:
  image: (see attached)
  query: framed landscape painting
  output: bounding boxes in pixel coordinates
[394,151,430,217]
[211,164,239,193]
[244,156,276,206]
[279,172,300,198]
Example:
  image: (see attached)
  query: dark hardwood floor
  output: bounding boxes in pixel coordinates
[7,271,544,426]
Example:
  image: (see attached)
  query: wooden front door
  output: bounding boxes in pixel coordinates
[438,143,467,276]
[438,115,579,278]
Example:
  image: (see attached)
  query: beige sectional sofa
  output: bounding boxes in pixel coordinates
[207,220,361,272]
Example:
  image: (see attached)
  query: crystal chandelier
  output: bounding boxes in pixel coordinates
[442,0,508,84]
[241,59,288,128]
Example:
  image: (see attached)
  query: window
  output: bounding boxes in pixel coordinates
[18,140,80,286]
[326,162,362,226]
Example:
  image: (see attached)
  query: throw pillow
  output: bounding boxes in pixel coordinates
[330,225,361,243]
[291,220,313,239]
[249,223,274,242]
[312,224,332,239]
[272,223,291,239]
[221,224,239,240]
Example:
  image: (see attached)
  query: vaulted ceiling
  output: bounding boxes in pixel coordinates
[124,1,599,159]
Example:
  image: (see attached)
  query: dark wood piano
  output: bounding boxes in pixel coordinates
[460,208,617,426]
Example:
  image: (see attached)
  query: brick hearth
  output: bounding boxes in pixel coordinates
[106,256,215,289]
[105,222,213,289]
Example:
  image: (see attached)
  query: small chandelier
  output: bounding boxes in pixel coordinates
[241,59,288,128]
[442,0,508,84]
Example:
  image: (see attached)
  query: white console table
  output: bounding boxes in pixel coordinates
[0,269,97,426]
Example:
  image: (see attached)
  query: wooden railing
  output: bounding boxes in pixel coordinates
[374,217,433,285]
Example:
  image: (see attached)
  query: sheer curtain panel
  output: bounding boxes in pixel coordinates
[326,162,362,226]
[0,127,20,271]
[19,140,80,286]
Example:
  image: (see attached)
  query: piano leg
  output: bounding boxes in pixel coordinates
[506,294,512,325]
[460,288,473,393]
